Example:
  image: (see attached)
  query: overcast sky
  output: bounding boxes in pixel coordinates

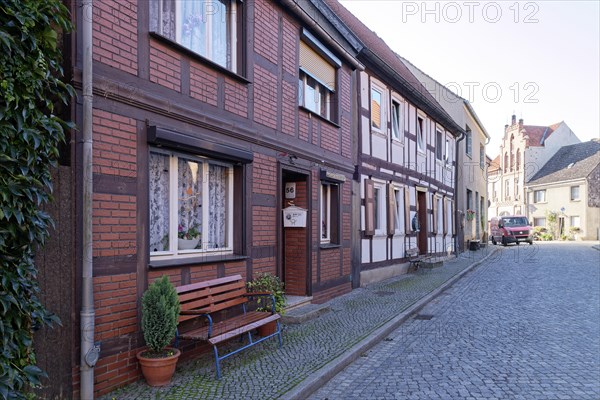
[338,0,600,157]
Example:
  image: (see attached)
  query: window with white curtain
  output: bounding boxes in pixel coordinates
[320,182,340,244]
[149,149,233,257]
[151,0,240,72]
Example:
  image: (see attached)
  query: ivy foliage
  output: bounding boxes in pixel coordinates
[0,0,73,398]
[141,276,181,355]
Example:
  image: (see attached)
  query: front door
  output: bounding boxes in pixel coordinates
[281,170,309,296]
[417,191,428,254]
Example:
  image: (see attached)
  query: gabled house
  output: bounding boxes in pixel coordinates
[35,0,363,396]
[400,56,490,251]
[488,116,580,219]
[526,140,600,240]
[323,0,463,285]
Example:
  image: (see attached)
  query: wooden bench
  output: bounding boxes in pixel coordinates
[174,274,282,379]
[405,247,429,270]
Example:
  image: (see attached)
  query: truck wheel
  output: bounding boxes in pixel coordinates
[502,237,507,246]
[516,241,520,246]
[492,237,497,245]
[528,240,533,245]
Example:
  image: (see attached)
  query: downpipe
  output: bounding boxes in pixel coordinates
[80,0,98,398]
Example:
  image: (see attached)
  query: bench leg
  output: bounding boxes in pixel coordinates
[213,345,222,380]
[277,320,283,348]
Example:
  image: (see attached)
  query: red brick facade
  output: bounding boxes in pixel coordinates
[41,0,360,397]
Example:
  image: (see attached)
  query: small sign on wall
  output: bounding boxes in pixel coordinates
[283,206,307,227]
[285,182,296,199]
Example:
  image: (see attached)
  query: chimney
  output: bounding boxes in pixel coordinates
[504,124,509,133]
[511,114,516,125]
[518,118,523,130]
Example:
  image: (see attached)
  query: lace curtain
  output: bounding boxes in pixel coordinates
[179,0,227,67]
[149,153,170,252]
[178,158,203,247]
[208,164,228,248]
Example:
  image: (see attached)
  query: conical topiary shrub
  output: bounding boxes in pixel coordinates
[137,275,181,386]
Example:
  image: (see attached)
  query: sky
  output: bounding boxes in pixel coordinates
[338,0,600,157]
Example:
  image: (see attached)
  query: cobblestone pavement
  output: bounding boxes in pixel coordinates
[309,242,600,400]
[102,247,496,399]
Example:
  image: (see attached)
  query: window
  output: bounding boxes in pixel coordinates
[480,144,485,169]
[416,116,425,152]
[516,149,521,170]
[299,72,332,119]
[298,39,338,123]
[391,100,402,140]
[466,189,473,210]
[504,180,510,199]
[435,129,443,160]
[321,183,339,244]
[371,87,383,131]
[504,152,508,172]
[373,184,385,234]
[394,187,402,232]
[444,138,450,163]
[152,0,241,71]
[533,217,546,227]
[387,185,403,235]
[534,189,546,203]
[465,126,472,156]
[570,216,580,228]
[149,150,233,257]
[570,186,580,201]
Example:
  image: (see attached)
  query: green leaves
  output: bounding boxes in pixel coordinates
[0,0,73,398]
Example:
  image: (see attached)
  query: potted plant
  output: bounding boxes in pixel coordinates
[246,273,286,336]
[136,275,181,386]
[178,224,200,250]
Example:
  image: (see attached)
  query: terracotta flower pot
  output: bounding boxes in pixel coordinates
[136,347,181,387]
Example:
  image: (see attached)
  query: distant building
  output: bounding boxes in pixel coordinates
[325,0,462,286]
[400,56,490,252]
[488,115,580,219]
[526,140,600,240]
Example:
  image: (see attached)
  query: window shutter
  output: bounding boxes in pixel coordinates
[299,41,335,91]
[387,184,395,235]
[404,186,411,232]
[364,179,375,236]
[443,196,448,235]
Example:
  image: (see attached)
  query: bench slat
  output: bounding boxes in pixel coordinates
[176,274,243,294]
[208,314,280,345]
[179,311,278,342]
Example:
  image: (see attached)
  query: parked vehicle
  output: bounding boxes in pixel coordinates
[490,216,533,246]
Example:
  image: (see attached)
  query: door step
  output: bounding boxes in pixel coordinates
[282,296,331,324]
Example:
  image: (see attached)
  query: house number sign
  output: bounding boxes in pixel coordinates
[285,182,296,199]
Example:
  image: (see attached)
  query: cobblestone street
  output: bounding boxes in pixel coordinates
[310,242,600,400]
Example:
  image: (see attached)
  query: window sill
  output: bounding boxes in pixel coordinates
[149,254,248,269]
[570,199,581,202]
[371,129,387,138]
[299,106,340,128]
[320,243,341,249]
[149,32,250,85]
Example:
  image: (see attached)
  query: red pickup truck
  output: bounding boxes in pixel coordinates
[490,215,533,246]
